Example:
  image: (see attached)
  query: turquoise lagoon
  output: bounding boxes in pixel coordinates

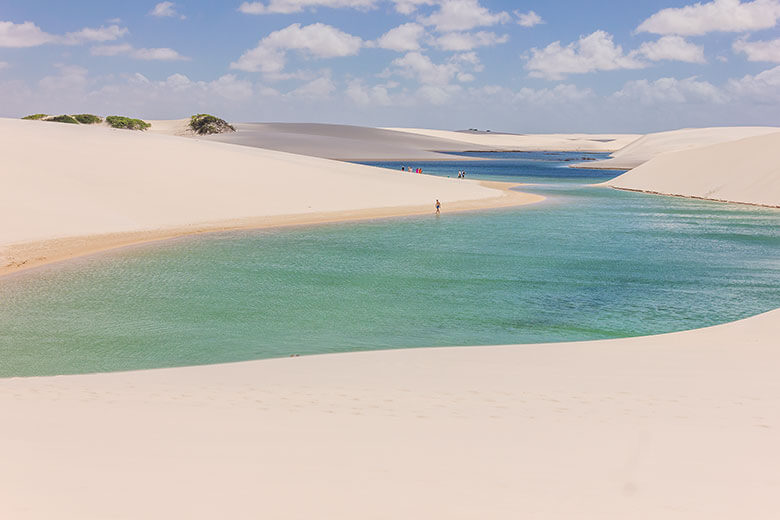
[1,152,778,377]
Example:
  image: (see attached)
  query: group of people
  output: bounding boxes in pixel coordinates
[457,170,467,179]
[401,166,423,174]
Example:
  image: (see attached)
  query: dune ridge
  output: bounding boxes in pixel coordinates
[607,131,780,208]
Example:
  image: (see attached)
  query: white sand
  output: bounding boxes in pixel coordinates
[384,127,642,152]
[583,126,780,170]
[2,119,779,518]
[608,131,780,207]
[1,118,539,274]
[1,309,778,519]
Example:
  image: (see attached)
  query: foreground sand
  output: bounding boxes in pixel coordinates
[1,308,778,519]
[0,118,541,276]
[607,131,780,207]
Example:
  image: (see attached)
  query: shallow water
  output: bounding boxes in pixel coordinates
[1,152,778,377]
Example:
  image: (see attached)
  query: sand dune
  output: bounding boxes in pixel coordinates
[0,118,538,275]
[608,131,780,207]
[384,127,642,152]
[583,126,780,170]
[1,308,778,519]
[200,122,509,160]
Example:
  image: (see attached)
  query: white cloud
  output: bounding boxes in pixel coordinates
[91,44,189,61]
[433,31,508,51]
[61,25,128,45]
[149,2,186,19]
[38,64,90,91]
[289,76,336,98]
[0,21,54,47]
[515,83,594,104]
[516,10,543,27]
[377,23,425,52]
[638,36,706,63]
[346,79,393,105]
[0,61,9,70]
[727,64,780,100]
[238,0,376,14]
[636,0,780,36]
[389,51,460,85]
[526,30,646,80]
[418,0,511,32]
[733,37,780,61]
[614,76,727,104]
[392,0,436,14]
[231,23,363,74]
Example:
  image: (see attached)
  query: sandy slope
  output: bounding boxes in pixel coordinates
[384,127,642,152]
[1,118,539,275]
[201,122,513,160]
[583,126,780,170]
[608,131,780,207]
[1,308,778,519]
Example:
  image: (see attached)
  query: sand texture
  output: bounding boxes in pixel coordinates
[608,131,780,207]
[200,122,510,160]
[1,308,778,519]
[1,118,541,275]
[582,126,780,170]
[383,127,642,152]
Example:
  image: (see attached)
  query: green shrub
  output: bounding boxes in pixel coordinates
[73,114,103,124]
[22,114,49,120]
[46,115,79,124]
[105,115,151,131]
[189,113,235,135]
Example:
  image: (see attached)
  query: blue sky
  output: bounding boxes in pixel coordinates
[1,0,778,132]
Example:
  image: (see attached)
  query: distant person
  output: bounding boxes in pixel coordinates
[435,199,441,214]
[401,166,405,171]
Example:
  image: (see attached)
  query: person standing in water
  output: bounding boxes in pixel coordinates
[435,199,441,214]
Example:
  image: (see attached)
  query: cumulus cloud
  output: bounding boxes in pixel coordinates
[149,2,186,19]
[526,31,646,80]
[733,37,780,61]
[238,0,376,14]
[636,0,780,36]
[0,21,55,47]
[231,23,363,75]
[346,79,394,105]
[389,51,460,85]
[377,23,425,52]
[515,10,543,27]
[1,20,129,47]
[638,36,706,63]
[289,76,336,98]
[727,64,780,100]
[418,0,511,32]
[614,76,727,104]
[91,43,189,61]
[392,0,436,14]
[61,25,128,45]
[432,31,508,51]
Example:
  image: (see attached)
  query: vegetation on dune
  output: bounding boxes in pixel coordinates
[73,113,103,124]
[22,113,49,120]
[105,115,151,130]
[46,115,79,124]
[189,113,235,135]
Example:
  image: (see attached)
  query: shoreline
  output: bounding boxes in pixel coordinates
[0,180,543,280]
[611,186,780,209]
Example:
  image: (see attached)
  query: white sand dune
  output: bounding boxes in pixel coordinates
[1,118,778,518]
[1,118,537,275]
[608,131,780,207]
[1,308,778,519]
[583,126,780,170]
[384,127,642,152]
[200,122,514,160]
